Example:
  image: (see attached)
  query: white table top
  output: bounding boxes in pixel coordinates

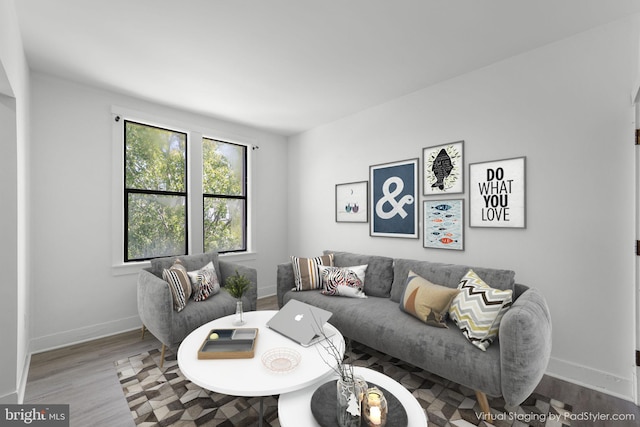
[278,366,428,426]
[177,310,345,397]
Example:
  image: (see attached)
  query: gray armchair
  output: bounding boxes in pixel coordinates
[137,252,257,367]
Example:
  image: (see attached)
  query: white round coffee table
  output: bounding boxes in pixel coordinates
[177,310,345,425]
[278,366,428,426]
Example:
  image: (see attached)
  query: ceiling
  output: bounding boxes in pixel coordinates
[15,0,640,136]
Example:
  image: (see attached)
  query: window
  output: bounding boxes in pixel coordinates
[116,110,251,264]
[124,121,188,261]
[203,138,247,253]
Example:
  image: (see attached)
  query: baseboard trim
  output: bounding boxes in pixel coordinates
[17,352,31,404]
[258,285,276,299]
[546,356,634,402]
[0,391,18,404]
[30,315,141,354]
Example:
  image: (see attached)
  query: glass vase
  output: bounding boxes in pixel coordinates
[336,371,367,427]
[234,299,245,325]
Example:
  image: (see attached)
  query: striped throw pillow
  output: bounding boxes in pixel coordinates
[291,254,334,291]
[162,260,192,312]
[449,269,513,351]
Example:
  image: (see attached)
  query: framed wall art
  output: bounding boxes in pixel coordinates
[423,140,464,195]
[469,156,526,228]
[423,199,464,250]
[370,158,419,238]
[335,181,368,223]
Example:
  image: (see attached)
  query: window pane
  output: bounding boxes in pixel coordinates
[127,193,186,260]
[202,138,245,196]
[125,121,186,192]
[204,197,245,252]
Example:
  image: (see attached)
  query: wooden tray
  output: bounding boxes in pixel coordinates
[197,328,259,359]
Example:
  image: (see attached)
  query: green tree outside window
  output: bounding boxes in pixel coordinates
[203,138,247,253]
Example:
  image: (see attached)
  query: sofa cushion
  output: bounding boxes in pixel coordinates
[150,252,222,284]
[187,261,220,302]
[291,254,334,291]
[282,290,503,397]
[162,260,192,312]
[390,258,515,303]
[449,269,513,351]
[399,270,459,327]
[324,250,394,297]
[319,265,367,298]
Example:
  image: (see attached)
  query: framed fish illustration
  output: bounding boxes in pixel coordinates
[423,199,464,250]
[423,141,464,195]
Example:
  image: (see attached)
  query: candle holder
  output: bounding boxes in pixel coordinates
[362,387,387,426]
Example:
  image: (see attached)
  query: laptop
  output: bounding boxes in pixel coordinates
[267,299,335,347]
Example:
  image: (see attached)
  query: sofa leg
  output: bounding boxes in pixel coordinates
[140,324,146,340]
[475,390,491,415]
[159,344,166,368]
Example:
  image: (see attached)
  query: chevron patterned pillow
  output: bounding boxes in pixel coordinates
[449,269,513,351]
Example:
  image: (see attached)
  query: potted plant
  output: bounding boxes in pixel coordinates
[225,270,252,325]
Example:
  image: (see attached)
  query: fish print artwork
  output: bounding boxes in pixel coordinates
[423,199,464,250]
[423,141,463,195]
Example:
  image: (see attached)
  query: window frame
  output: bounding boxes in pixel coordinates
[202,138,248,254]
[111,106,255,273]
[123,120,189,262]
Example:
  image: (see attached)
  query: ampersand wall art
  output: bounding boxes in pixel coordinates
[369,158,419,238]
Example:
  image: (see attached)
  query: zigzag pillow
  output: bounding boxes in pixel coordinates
[449,269,513,351]
[291,254,334,291]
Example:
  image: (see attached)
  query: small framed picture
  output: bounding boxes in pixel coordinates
[335,181,368,223]
[423,141,464,195]
[469,156,526,228]
[423,199,464,250]
[370,158,419,238]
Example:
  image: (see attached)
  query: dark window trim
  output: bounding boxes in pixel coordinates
[124,120,188,262]
[202,138,248,254]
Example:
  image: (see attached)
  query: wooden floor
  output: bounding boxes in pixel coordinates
[24,295,640,426]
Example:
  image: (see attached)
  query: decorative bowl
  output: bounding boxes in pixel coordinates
[261,348,301,373]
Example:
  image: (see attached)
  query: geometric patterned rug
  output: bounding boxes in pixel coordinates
[115,341,572,427]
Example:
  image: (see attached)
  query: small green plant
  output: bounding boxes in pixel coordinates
[225,270,251,299]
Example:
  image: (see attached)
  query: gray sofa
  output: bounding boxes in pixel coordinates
[276,250,551,412]
[138,252,257,366]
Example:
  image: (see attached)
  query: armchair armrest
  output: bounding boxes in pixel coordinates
[137,269,174,346]
[276,262,295,308]
[219,260,258,311]
[499,287,552,406]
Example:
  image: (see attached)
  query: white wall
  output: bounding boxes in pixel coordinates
[29,73,289,353]
[289,16,640,400]
[0,0,31,404]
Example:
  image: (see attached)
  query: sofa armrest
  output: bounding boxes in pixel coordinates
[499,287,552,406]
[276,262,295,308]
[219,260,258,311]
[137,269,174,346]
